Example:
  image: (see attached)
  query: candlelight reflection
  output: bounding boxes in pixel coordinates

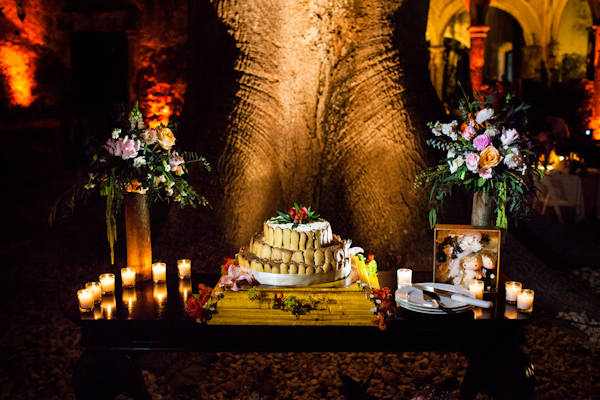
[102,294,117,319]
[179,278,192,303]
[153,282,168,312]
[122,287,137,316]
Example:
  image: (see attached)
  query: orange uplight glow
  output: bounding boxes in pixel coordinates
[142,89,176,128]
[0,45,35,107]
[588,117,600,140]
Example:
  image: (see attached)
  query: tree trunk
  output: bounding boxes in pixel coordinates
[471,191,493,226]
[201,0,440,268]
[124,193,153,281]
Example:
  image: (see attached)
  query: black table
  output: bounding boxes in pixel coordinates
[65,272,536,400]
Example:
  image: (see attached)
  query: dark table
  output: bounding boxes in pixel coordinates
[65,271,536,400]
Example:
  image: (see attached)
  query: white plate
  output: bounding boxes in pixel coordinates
[396,282,474,314]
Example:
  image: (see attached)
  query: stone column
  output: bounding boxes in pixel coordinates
[468,25,490,93]
[429,46,445,100]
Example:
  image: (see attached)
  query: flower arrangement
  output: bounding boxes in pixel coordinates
[269,203,320,229]
[186,283,221,323]
[414,89,543,229]
[219,257,253,291]
[50,102,210,263]
[368,286,396,331]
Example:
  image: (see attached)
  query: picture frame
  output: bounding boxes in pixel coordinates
[433,224,501,293]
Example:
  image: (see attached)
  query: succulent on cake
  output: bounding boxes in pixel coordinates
[269,203,320,229]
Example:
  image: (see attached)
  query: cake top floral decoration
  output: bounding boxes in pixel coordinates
[269,203,320,229]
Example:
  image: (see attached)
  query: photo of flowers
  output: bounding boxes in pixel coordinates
[433,225,501,292]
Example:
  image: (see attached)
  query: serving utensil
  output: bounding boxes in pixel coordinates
[423,287,493,309]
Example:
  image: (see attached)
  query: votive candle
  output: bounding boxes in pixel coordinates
[177,259,192,279]
[397,268,412,288]
[77,289,94,312]
[469,279,484,299]
[85,282,102,304]
[121,268,136,288]
[152,262,167,283]
[505,281,522,304]
[517,289,534,313]
[99,273,115,294]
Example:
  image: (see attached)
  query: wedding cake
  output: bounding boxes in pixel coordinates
[238,205,352,286]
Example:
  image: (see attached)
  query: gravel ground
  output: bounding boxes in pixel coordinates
[2,163,600,399]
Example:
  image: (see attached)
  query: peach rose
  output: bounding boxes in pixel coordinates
[478,146,502,169]
[156,126,176,150]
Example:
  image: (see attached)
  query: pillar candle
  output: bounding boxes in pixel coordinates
[469,279,484,300]
[517,289,534,313]
[77,289,94,312]
[99,273,115,294]
[121,268,136,288]
[505,281,522,304]
[152,262,167,282]
[396,268,412,288]
[85,282,102,303]
[177,259,192,279]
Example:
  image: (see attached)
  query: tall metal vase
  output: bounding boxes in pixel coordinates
[471,191,493,226]
[124,193,152,281]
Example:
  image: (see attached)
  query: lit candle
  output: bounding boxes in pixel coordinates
[121,268,136,288]
[99,273,115,294]
[396,268,412,288]
[469,279,484,299]
[177,259,192,279]
[77,289,94,312]
[517,289,534,313]
[85,282,103,303]
[152,262,167,282]
[505,281,522,304]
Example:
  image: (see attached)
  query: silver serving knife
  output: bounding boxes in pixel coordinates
[422,290,445,309]
[423,287,493,309]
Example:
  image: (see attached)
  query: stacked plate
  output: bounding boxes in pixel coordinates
[395,282,473,314]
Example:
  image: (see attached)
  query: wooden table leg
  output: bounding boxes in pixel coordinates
[460,347,535,400]
[73,349,151,400]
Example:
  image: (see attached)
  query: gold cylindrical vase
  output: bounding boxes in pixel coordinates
[124,193,152,281]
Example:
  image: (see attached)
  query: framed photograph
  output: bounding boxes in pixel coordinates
[433,224,501,293]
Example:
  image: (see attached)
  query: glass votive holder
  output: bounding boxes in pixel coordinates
[152,262,167,283]
[468,279,484,299]
[99,273,115,294]
[177,259,192,279]
[77,289,94,312]
[505,281,522,304]
[517,289,534,313]
[396,268,412,288]
[85,282,103,304]
[121,268,136,288]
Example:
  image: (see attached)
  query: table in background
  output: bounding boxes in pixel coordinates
[64,271,536,400]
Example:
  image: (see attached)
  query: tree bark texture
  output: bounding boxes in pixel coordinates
[211,0,439,268]
[471,191,493,227]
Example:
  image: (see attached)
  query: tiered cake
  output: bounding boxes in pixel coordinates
[238,206,352,286]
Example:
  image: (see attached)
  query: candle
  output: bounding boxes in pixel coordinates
[177,259,192,279]
[517,289,534,313]
[77,289,94,312]
[152,262,167,283]
[396,268,412,288]
[505,281,522,304]
[469,279,484,299]
[85,282,102,303]
[99,273,115,294]
[121,268,136,288]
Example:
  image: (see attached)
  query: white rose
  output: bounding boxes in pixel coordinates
[476,108,494,124]
[484,127,499,137]
[504,147,524,169]
[449,155,464,173]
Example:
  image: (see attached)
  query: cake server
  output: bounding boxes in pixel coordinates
[423,288,493,309]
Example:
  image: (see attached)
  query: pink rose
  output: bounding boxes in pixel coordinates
[472,134,491,151]
[478,167,492,180]
[104,138,116,155]
[501,128,519,146]
[465,152,480,172]
[120,137,140,160]
[462,120,476,140]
